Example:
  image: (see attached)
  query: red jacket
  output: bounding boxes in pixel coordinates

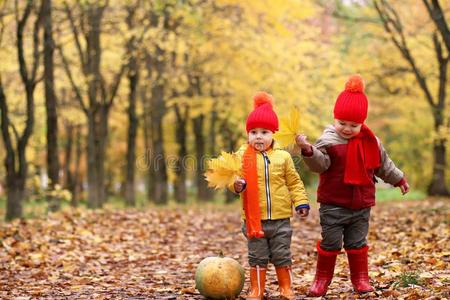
[301,126,404,210]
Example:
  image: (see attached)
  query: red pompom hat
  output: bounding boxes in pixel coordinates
[333,74,368,123]
[246,92,279,133]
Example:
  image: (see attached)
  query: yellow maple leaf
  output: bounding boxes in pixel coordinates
[273,107,301,147]
[204,151,242,189]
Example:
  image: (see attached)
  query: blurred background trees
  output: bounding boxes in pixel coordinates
[0,0,448,220]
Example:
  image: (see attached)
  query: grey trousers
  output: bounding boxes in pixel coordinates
[319,204,370,251]
[242,218,292,267]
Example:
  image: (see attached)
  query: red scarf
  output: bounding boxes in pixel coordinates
[242,145,264,239]
[344,124,381,185]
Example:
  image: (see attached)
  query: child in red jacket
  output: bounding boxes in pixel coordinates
[295,75,409,297]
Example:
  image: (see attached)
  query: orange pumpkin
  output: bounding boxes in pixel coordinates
[195,255,245,299]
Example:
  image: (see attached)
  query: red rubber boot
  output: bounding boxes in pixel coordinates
[346,245,374,293]
[309,241,340,297]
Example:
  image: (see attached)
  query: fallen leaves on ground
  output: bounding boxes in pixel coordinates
[0,198,449,299]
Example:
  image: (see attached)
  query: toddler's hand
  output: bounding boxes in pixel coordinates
[296,208,309,217]
[399,180,410,195]
[395,177,410,195]
[295,134,312,151]
[295,204,310,217]
[234,178,246,193]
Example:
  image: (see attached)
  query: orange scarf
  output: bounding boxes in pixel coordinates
[344,124,381,185]
[242,145,264,239]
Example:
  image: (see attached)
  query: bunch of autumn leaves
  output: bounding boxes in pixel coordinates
[205,109,301,189]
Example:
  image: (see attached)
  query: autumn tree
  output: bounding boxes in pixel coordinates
[374,0,449,196]
[63,121,83,207]
[0,1,42,220]
[58,0,126,208]
[123,1,142,207]
[141,1,187,205]
[42,0,60,211]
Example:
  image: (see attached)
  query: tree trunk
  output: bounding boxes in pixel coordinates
[86,4,104,208]
[87,106,110,208]
[63,123,73,190]
[97,105,109,206]
[86,107,110,208]
[428,141,449,195]
[143,43,168,205]
[86,113,100,208]
[124,68,139,206]
[193,114,209,201]
[141,86,154,202]
[71,126,82,206]
[63,123,81,207]
[42,0,60,212]
[173,104,188,203]
[207,108,218,199]
[1,1,40,220]
[209,109,218,156]
[150,79,168,205]
[124,8,139,207]
[5,179,25,221]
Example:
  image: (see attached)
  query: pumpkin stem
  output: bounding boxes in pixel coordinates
[219,250,224,257]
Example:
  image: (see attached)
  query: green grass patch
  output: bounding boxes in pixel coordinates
[376,188,426,202]
[394,271,422,288]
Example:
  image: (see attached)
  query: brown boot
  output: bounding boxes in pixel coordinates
[246,266,266,300]
[275,265,294,300]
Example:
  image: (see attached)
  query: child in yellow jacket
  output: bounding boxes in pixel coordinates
[229,92,310,300]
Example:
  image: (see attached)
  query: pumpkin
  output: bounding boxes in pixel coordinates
[195,255,245,299]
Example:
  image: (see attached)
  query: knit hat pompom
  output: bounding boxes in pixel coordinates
[253,91,274,109]
[345,74,365,93]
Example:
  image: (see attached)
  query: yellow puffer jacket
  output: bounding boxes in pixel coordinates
[229,142,309,220]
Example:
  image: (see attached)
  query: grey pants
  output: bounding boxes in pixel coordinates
[319,204,370,251]
[242,218,292,267]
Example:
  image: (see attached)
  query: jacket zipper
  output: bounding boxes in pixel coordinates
[261,151,272,219]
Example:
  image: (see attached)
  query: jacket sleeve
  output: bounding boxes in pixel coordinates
[301,146,331,173]
[285,154,309,207]
[375,141,404,185]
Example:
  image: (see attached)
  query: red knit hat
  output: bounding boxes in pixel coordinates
[246,92,279,133]
[333,75,368,123]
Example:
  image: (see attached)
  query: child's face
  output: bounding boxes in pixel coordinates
[334,119,362,139]
[248,128,273,151]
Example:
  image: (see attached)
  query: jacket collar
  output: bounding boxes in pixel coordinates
[238,140,281,153]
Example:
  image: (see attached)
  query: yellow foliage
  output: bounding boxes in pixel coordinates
[273,107,302,148]
[205,151,242,190]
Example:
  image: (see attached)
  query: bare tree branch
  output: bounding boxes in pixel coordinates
[433,32,449,110]
[374,0,435,108]
[63,1,86,73]
[16,0,33,85]
[57,44,88,114]
[0,79,15,158]
[423,0,450,53]
[31,1,44,84]
[107,64,126,107]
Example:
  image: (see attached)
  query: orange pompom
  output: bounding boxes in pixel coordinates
[253,91,274,108]
[345,74,365,93]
